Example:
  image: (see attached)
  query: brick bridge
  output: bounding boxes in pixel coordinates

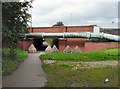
[18,25,118,52]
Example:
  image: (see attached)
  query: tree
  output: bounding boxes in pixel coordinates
[2,1,32,48]
[52,21,64,27]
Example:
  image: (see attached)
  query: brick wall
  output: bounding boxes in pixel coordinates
[30,25,94,33]
[29,27,66,33]
[59,38,86,51]
[18,41,119,52]
[58,39,67,51]
[18,41,32,51]
[66,26,93,32]
[84,42,118,52]
[66,38,85,51]
[30,25,94,51]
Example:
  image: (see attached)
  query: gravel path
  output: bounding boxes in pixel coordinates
[3,52,47,87]
[43,60,118,69]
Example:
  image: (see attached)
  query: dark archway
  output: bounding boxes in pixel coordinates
[52,38,59,48]
[33,37,47,51]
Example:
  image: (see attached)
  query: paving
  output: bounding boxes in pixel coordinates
[2,52,47,87]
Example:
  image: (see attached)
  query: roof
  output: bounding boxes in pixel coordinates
[29,25,97,29]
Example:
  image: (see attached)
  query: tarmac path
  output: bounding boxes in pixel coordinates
[3,52,47,87]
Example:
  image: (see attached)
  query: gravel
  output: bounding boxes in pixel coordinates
[43,60,118,69]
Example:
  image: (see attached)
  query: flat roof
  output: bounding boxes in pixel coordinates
[30,25,97,29]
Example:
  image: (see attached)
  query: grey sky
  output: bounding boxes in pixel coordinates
[28,0,119,28]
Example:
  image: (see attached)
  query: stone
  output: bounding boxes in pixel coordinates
[104,79,109,83]
[28,44,37,53]
[43,41,49,46]
[43,60,56,64]
[52,45,59,53]
[72,46,82,53]
[63,45,72,53]
[45,45,53,53]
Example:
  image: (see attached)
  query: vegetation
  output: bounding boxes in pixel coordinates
[52,21,64,27]
[40,48,119,87]
[40,48,119,61]
[45,38,58,46]
[42,62,118,87]
[2,1,32,75]
[2,48,28,75]
[2,1,32,48]
[45,38,53,45]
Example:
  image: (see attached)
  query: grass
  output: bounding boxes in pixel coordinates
[2,48,28,75]
[42,62,118,87]
[40,48,119,61]
[40,48,119,87]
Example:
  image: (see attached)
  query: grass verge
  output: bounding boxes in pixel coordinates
[40,48,119,87]
[40,48,119,61]
[42,61,118,87]
[2,48,28,75]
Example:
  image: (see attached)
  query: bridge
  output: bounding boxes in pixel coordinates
[18,25,119,52]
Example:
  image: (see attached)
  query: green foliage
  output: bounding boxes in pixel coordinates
[2,48,17,61]
[2,1,32,48]
[2,2,31,75]
[45,38,53,45]
[59,64,71,68]
[52,21,64,27]
[2,60,18,75]
[40,48,119,61]
[45,38,58,46]
[2,48,28,75]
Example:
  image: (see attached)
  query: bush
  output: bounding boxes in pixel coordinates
[2,48,28,75]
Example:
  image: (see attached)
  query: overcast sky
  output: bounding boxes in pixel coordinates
[26,0,119,28]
